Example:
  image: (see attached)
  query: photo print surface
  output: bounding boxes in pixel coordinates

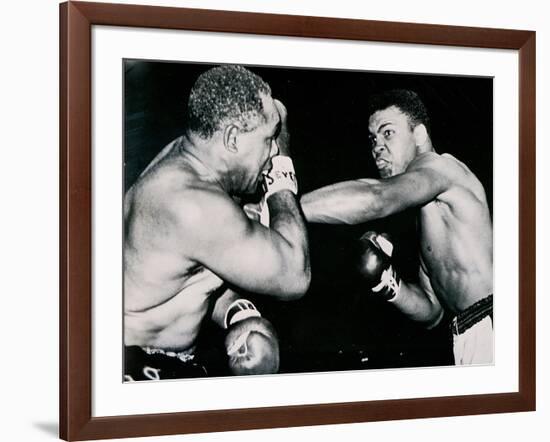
[123,60,493,381]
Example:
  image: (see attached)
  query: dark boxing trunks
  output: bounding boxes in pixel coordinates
[124,346,208,381]
[451,294,493,336]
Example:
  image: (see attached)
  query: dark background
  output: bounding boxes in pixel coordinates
[125,60,493,375]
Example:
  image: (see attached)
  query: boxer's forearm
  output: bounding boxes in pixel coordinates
[301,180,385,224]
[390,281,444,329]
[266,190,311,296]
[301,166,451,224]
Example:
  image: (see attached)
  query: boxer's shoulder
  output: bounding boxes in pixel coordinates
[408,152,477,189]
[161,183,248,243]
[179,184,237,216]
[410,153,487,213]
[436,153,487,202]
[408,151,456,172]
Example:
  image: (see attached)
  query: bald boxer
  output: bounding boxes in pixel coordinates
[301,89,493,365]
[124,65,310,380]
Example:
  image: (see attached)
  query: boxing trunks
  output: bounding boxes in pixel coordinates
[124,345,208,381]
[451,294,493,365]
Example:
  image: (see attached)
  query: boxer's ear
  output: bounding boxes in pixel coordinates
[413,123,428,148]
[224,124,239,153]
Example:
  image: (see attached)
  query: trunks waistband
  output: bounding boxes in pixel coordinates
[142,346,196,363]
[451,294,493,336]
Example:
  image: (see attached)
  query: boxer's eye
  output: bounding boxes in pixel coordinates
[383,129,394,139]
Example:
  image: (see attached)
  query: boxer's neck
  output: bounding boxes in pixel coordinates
[179,132,236,193]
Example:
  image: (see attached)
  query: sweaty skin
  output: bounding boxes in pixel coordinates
[124,94,310,352]
[301,106,492,325]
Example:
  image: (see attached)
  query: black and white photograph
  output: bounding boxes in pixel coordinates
[4,0,544,439]
[123,60,494,381]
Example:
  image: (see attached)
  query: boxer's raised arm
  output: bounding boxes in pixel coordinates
[302,154,454,224]
[179,190,310,300]
[301,179,383,224]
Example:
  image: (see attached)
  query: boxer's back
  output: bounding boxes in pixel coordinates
[123,143,225,351]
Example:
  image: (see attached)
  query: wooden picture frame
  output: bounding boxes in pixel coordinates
[59,1,536,440]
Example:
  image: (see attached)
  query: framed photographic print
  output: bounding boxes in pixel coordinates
[60,1,535,440]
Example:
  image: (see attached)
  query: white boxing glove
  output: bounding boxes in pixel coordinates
[243,200,270,227]
[262,155,298,199]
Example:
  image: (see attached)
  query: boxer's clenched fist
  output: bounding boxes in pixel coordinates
[225,316,280,375]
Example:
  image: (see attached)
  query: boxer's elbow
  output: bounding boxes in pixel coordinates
[424,304,445,329]
[277,256,311,301]
[270,234,311,299]
[293,264,312,299]
[293,243,312,297]
[285,267,311,300]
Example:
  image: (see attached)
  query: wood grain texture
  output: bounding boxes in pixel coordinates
[59,1,536,440]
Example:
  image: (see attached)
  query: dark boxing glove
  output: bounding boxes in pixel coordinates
[224,300,280,375]
[355,231,401,301]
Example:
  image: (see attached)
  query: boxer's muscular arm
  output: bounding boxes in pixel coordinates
[301,153,455,224]
[262,99,309,261]
[357,232,443,328]
[180,190,310,300]
[393,278,444,329]
[186,100,309,300]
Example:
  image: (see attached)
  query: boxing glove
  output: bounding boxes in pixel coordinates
[225,310,280,376]
[243,200,270,227]
[355,231,401,301]
[273,98,290,156]
[262,155,298,199]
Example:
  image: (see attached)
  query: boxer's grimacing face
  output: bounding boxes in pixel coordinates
[236,93,280,194]
[368,106,418,178]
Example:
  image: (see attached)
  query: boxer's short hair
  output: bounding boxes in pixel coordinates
[367,89,431,135]
[187,65,272,139]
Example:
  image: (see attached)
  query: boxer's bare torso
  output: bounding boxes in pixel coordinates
[412,154,493,315]
[124,94,311,354]
[301,152,493,319]
[353,152,493,315]
[301,102,493,330]
[124,137,226,352]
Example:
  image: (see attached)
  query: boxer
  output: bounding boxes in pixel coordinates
[301,89,493,365]
[124,65,310,379]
